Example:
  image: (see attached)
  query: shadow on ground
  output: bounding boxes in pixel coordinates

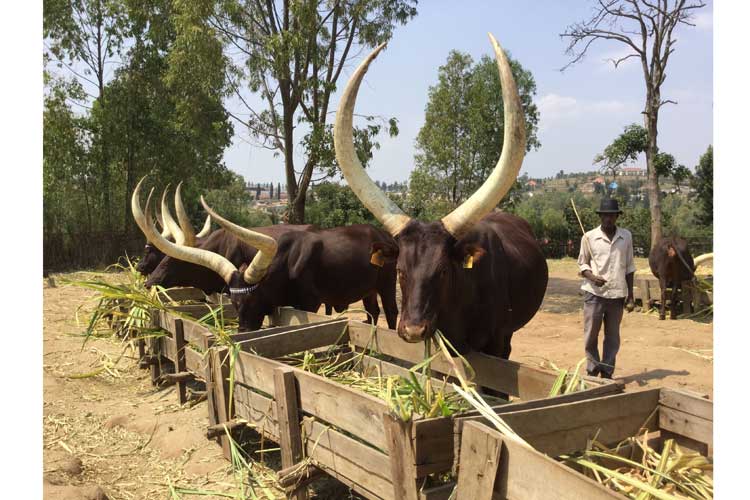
[618,368,690,387]
[541,277,584,314]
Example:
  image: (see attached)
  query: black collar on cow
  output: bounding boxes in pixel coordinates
[230,283,261,296]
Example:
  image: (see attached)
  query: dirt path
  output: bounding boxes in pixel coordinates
[43,275,240,500]
[43,259,712,498]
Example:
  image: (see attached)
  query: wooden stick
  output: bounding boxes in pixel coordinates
[206,419,247,439]
[274,366,309,500]
[158,371,195,384]
[277,462,325,489]
[174,319,188,404]
[382,413,420,500]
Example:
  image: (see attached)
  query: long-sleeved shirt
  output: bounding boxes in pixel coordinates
[577,226,636,299]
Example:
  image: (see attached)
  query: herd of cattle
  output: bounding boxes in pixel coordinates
[129,35,697,362]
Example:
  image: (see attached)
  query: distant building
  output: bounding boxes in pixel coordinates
[618,166,646,177]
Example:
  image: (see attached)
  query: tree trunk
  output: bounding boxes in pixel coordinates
[644,98,662,250]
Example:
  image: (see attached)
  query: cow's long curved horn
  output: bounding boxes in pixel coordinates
[161,186,186,246]
[175,182,196,247]
[440,33,526,238]
[131,178,238,283]
[334,43,412,237]
[196,215,212,238]
[200,197,277,284]
[155,208,173,239]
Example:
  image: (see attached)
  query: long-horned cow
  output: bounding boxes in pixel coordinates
[648,236,696,320]
[136,183,213,276]
[131,180,399,330]
[333,34,548,359]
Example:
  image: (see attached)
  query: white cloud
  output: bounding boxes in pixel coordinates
[538,93,578,120]
[537,93,632,129]
[693,11,713,31]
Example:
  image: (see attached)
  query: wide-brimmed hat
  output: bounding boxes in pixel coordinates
[596,198,622,214]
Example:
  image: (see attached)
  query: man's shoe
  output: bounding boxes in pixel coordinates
[600,372,613,379]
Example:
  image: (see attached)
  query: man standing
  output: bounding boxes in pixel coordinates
[577,199,636,379]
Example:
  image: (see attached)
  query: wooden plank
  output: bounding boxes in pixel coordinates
[158,287,206,303]
[237,319,349,358]
[303,416,393,500]
[231,386,394,500]
[170,302,239,320]
[268,307,334,327]
[234,350,391,450]
[211,346,234,459]
[659,406,713,449]
[204,340,219,430]
[174,319,188,405]
[659,388,713,421]
[480,422,621,500]
[454,420,503,500]
[348,322,606,399]
[230,319,344,344]
[382,413,419,500]
[184,346,206,375]
[412,418,454,476]
[458,389,661,458]
[359,355,454,394]
[274,367,308,500]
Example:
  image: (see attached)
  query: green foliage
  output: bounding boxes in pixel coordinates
[593,123,647,178]
[653,152,676,178]
[44,0,236,270]
[671,164,692,192]
[408,49,540,218]
[691,145,713,226]
[210,0,418,221]
[305,182,381,228]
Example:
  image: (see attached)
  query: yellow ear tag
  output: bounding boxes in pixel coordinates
[463,254,474,269]
[370,249,385,267]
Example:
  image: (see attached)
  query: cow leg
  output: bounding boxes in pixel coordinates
[659,278,667,320]
[670,282,679,320]
[380,289,398,331]
[362,294,380,325]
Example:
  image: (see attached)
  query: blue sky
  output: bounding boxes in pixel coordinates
[225,0,713,185]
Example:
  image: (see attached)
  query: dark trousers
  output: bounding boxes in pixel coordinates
[583,292,624,376]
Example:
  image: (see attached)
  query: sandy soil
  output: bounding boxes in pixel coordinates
[42,259,712,498]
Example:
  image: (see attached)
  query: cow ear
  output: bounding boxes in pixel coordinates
[454,243,486,269]
[370,241,399,267]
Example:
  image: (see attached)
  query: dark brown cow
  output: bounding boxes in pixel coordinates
[132,181,399,331]
[332,34,548,361]
[648,236,696,320]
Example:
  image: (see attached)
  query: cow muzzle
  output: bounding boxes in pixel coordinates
[398,322,430,343]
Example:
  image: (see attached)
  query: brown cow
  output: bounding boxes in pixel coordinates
[132,180,399,331]
[332,34,548,362]
[648,236,696,320]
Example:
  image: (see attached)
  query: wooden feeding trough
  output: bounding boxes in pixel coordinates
[210,320,623,500]
[452,388,712,500]
[633,274,711,313]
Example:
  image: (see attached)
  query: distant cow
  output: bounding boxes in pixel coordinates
[648,236,696,320]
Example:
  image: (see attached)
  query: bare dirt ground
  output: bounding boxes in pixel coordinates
[42,258,712,499]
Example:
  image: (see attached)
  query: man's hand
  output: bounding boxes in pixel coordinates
[582,270,607,287]
[625,295,635,313]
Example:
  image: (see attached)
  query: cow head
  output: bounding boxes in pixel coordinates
[334,33,525,343]
[131,178,277,331]
[137,244,167,276]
